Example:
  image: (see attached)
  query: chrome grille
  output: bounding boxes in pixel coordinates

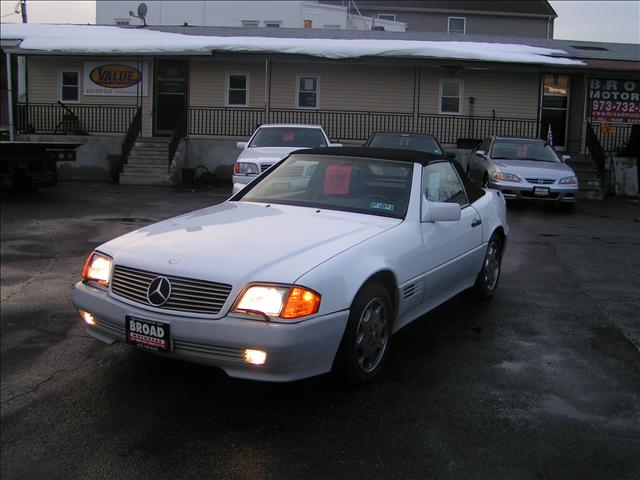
[111,265,232,315]
[260,163,275,173]
[525,178,555,185]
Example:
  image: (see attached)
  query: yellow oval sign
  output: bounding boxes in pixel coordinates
[89,64,141,89]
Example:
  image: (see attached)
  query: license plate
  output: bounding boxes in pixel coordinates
[533,186,550,197]
[126,317,171,352]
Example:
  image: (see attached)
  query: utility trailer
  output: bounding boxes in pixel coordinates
[0,141,81,190]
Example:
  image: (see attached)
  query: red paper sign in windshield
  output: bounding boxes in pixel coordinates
[283,130,295,142]
[324,164,353,195]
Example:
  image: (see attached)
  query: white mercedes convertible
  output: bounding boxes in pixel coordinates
[73,148,508,384]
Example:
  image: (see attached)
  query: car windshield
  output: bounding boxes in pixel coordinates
[490,140,561,162]
[248,127,328,148]
[235,154,414,219]
[368,134,443,155]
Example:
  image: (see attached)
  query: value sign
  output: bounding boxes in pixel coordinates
[585,78,640,124]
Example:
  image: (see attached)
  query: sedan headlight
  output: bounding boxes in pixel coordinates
[234,162,259,175]
[492,171,522,183]
[233,284,321,320]
[82,251,112,288]
[559,176,578,185]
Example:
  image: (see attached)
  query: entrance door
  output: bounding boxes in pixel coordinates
[540,74,570,151]
[153,60,187,136]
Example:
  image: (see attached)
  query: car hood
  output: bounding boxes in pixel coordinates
[237,146,311,163]
[99,202,401,287]
[493,160,574,179]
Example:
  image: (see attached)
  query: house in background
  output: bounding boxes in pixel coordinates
[321,0,557,37]
[96,0,408,31]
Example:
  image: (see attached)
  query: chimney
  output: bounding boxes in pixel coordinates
[303,19,312,29]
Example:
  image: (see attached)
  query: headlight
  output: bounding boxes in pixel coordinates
[492,171,522,182]
[234,162,259,175]
[82,251,112,287]
[233,284,321,320]
[559,176,578,185]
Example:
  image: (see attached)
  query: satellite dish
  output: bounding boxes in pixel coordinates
[137,3,148,20]
[129,3,148,27]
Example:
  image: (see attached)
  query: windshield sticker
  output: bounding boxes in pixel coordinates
[516,144,528,158]
[324,164,353,195]
[283,130,295,142]
[370,201,395,212]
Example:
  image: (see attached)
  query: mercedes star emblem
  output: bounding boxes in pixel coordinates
[147,276,172,306]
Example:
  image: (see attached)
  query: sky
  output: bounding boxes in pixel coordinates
[1,0,639,44]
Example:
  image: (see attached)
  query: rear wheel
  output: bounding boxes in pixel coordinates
[474,233,503,300]
[334,282,392,385]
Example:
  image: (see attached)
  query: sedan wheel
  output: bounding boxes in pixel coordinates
[334,282,392,385]
[474,233,503,300]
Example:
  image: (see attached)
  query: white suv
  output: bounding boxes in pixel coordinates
[232,124,340,194]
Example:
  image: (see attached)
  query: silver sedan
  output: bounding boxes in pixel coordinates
[469,137,579,210]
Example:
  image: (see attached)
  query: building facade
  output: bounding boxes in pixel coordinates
[2,24,638,184]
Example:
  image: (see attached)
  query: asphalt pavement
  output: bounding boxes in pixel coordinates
[1,182,639,480]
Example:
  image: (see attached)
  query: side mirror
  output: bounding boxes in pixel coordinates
[330,143,343,148]
[421,198,462,223]
[475,150,487,158]
[445,151,456,159]
[561,154,571,163]
[237,141,248,150]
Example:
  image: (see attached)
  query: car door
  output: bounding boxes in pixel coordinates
[420,161,483,301]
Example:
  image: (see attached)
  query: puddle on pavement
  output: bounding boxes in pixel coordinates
[91,217,155,225]
[496,360,527,372]
[591,326,640,372]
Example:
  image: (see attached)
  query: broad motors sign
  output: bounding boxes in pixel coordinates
[585,78,640,124]
[84,61,148,96]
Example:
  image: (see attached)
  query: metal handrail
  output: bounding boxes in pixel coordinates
[120,106,142,166]
[168,109,188,172]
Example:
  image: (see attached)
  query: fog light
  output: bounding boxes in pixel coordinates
[79,310,95,326]
[244,349,267,365]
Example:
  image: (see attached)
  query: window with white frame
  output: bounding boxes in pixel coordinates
[226,73,248,106]
[439,79,463,114]
[297,75,319,109]
[448,17,466,34]
[60,70,79,102]
[241,20,259,27]
[377,13,396,21]
[264,21,281,28]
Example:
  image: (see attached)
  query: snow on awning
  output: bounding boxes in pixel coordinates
[0,23,585,66]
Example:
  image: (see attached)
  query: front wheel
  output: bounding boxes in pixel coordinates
[334,282,393,385]
[474,233,503,300]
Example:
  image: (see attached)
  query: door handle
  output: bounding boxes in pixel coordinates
[471,218,482,228]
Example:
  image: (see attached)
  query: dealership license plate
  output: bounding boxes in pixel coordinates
[126,317,171,352]
[533,186,550,197]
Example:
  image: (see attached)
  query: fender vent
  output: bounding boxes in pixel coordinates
[403,283,418,300]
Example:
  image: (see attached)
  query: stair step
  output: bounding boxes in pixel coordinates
[131,147,168,155]
[577,189,604,200]
[123,165,169,174]
[119,172,172,186]
[127,157,168,166]
[134,141,169,149]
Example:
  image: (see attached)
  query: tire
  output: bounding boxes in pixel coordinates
[474,233,503,300]
[334,282,393,385]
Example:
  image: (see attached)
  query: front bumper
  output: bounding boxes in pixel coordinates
[488,180,578,203]
[72,282,349,382]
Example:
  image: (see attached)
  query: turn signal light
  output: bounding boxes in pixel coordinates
[281,287,321,319]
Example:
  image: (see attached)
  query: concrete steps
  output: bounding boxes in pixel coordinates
[121,137,172,186]
[571,154,604,200]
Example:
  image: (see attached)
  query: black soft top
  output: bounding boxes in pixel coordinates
[292,147,446,165]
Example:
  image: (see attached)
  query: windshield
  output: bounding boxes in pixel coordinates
[235,154,414,219]
[490,139,561,162]
[248,127,328,148]
[368,134,443,155]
